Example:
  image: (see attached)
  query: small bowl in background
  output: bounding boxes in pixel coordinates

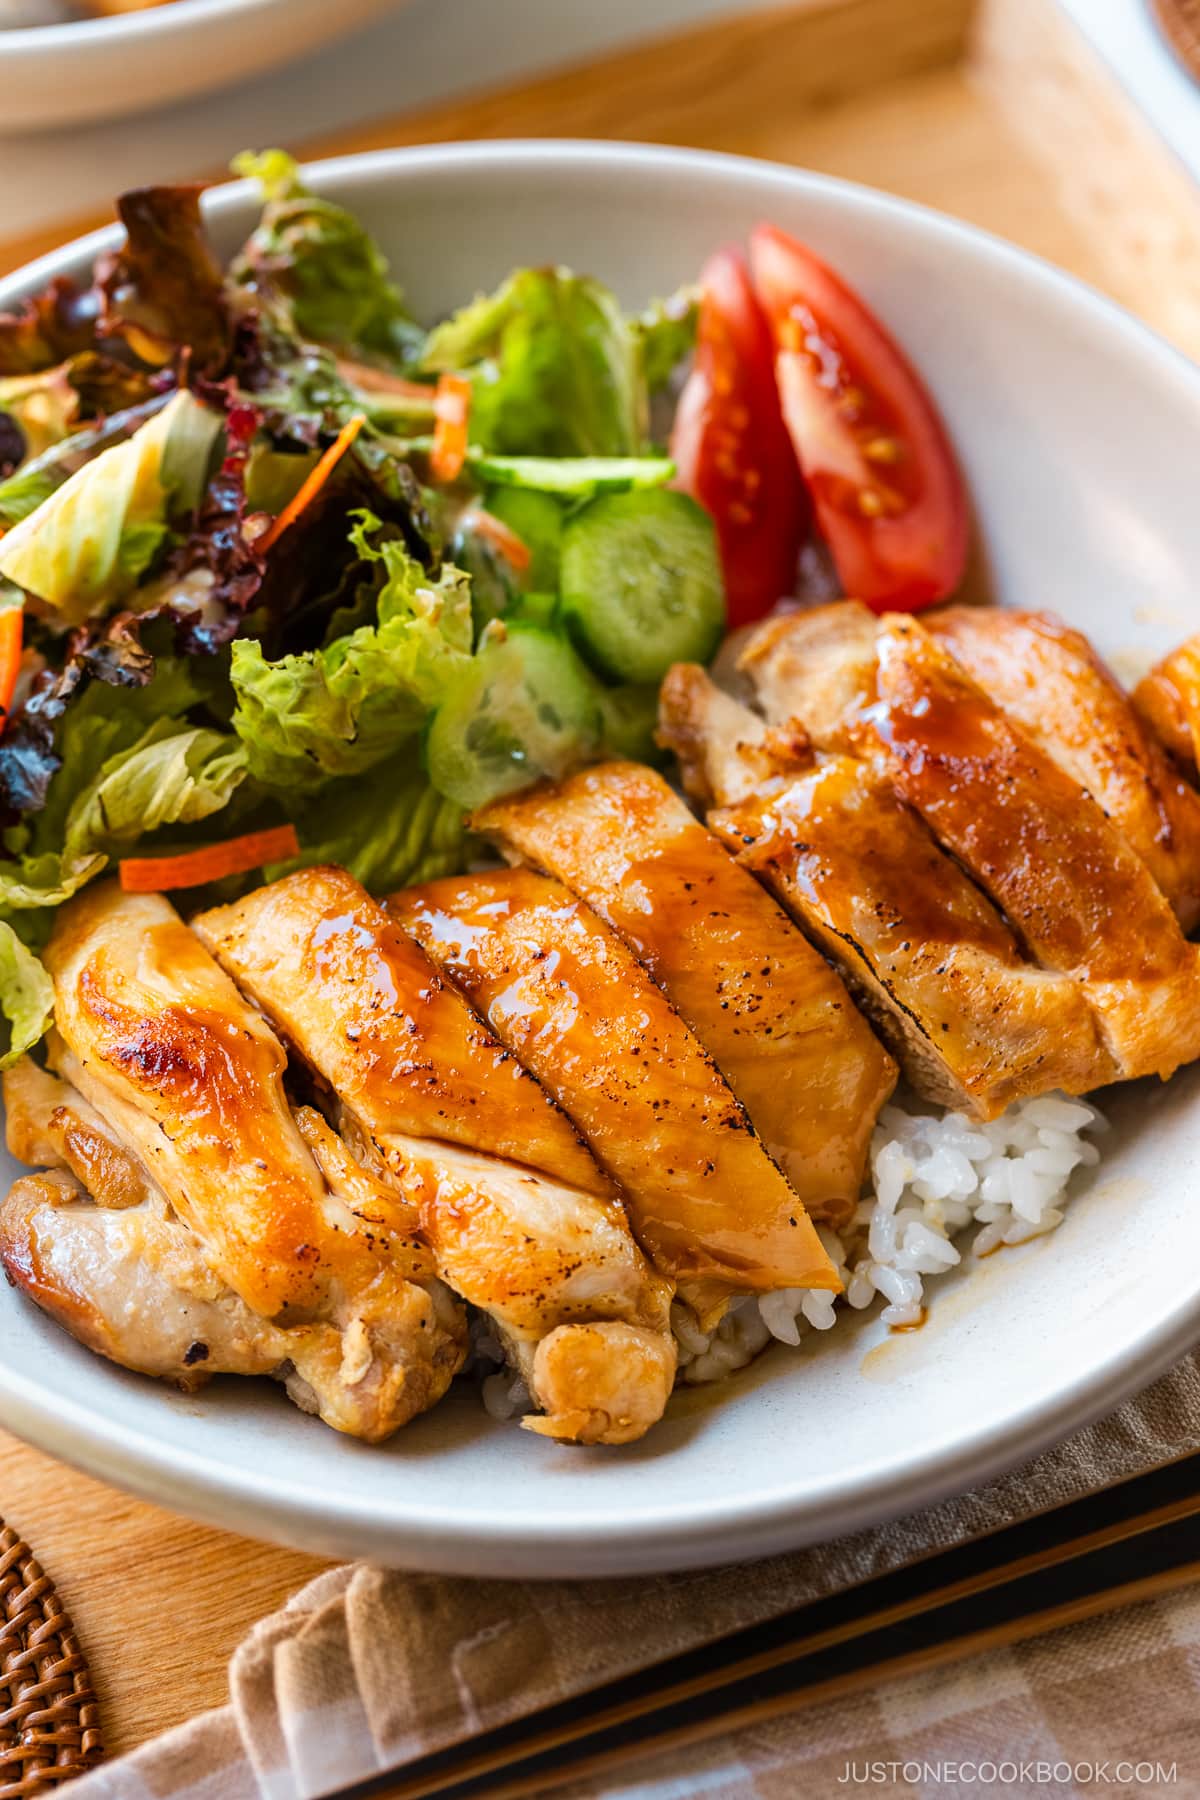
[0,0,404,133]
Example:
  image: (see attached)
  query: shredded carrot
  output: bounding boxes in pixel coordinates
[334,357,437,404]
[119,823,301,894]
[257,413,366,553]
[460,505,532,573]
[0,607,23,717]
[430,374,472,483]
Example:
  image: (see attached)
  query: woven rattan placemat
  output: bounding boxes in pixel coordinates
[0,1519,102,1796]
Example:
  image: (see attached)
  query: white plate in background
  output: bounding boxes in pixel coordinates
[0,141,1197,1576]
[0,0,403,133]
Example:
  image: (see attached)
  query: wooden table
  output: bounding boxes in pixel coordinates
[3,0,1200,1765]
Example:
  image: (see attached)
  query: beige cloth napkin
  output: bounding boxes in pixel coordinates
[73,1353,1200,1800]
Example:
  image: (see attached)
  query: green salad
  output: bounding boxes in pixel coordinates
[0,151,716,1065]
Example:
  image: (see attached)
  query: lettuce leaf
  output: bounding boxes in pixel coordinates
[0,391,222,622]
[232,150,422,370]
[0,716,247,913]
[231,512,471,791]
[419,267,644,457]
[1,649,217,834]
[96,185,230,375]
[0,922,54,1070]
[0,393,172,529]
[267,751,467,895]
[150,399,267,656]
[0,353,159,473]
[64,719,247,856]
[633,287,700,391]
[0,364,82,463]
[239,435,440,660]
[0,276,99,378]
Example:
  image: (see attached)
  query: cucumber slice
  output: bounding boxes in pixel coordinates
[425,621,602,810]
[597,683,665,764]
[559,489,725,685]
[483,486,564,591]
[450,522,521,638]
[508,590,559,628]
[468,453,675,498]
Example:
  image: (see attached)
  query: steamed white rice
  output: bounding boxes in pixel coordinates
[478,1090,1106,1415]
[673,1091,1106,1384]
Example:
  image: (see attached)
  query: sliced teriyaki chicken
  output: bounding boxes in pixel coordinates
[474,764,895,1228]
[739,599,880,757]
[928,607,1200,931]
[872,617,1200,1080]
[194,868,674,1446]
[0,1117,432,1415]
[2,1167,303,1392]
[1,1059,463,1435]
[741,605,1200,1084]
[391,867,841,1326]
[659,664,1115,1119]
[5,1053,159,1211]
[1133,637,1200,781]
[37,882,466,1441]
[196,862,604,1197]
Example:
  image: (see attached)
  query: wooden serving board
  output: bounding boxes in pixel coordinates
[2,0,1199,1761]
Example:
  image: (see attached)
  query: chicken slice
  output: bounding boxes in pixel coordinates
[391,868,840,1323]
[0,1066,462,1431]
[192,862,606,1198]
[741,605,1200,1083]
[5,1052,155,1209]
[474,762,895,1229]
[346,1130,675,1447]
[739,600,881,757]
[927,607,1200,930]
[660,663,808,808]
[659,665,1114,1117]
[869,615,1200,1081]
[2,1168,297,1390]
[41,882,465,1441]
[1133,638,1200,780]
[194,870,674,1445]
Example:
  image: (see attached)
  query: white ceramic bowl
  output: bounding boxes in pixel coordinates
[1,142,1198,1577]
[0,0,402,132]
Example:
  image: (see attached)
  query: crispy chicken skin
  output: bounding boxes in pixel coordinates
[1,1169,295,1390]
[392,868,840,1322]
[1134,638,1200,780]
[192,863,606,1198]
[474,763,895,1228]
[38,883,465,1440]
[741,605,1200,1084]
[194,869,674,1445]
[0,1164,392,1421]
[0,1070,464,1435]
[927,607,1200,930]
[659,665,1114,1117]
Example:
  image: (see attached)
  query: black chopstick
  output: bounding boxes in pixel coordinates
[324,1451,1200,1800]
[437,1510,1200,1800]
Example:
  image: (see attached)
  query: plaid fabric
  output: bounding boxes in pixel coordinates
[571,1590,1200,1798]
[70,1352,1200,1800]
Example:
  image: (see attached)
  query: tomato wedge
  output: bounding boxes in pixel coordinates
[749,224,968,612]
[670,247,809,627]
